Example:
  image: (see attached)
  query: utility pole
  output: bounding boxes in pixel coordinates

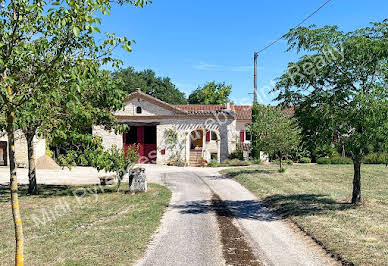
[253,51,258,103]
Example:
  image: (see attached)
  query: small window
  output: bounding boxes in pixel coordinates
[211,131,218,141]
[245,130,252,141]
[136,106,142,114]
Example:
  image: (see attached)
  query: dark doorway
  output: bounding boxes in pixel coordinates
[123,126,157,164]
[0,141,7,166]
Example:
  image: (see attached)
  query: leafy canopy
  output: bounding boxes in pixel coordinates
[188,81,232,104]
[274,22,388,163]
[113,67,187,104]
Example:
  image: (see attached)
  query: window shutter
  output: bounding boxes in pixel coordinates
[240,130,245,142]
[206,130,211,142]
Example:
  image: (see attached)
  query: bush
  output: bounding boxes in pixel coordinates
[229,149,244,160]
[330,156,353,165]
[363,153,388,164]
[299,157,312,164]
[317,157,331,164]
[273,159,294,165]
[250,159,262,165]
[207,161,218,167]
[219,159,251,167]
[278,167,286,173]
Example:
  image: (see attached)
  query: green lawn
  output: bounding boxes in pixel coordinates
[0,183,171,265]
[222,164,388,266]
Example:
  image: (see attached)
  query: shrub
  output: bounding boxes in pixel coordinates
[229,149,244,160]
[363,152,388,164]
[330,156,353,165]
[251,159,262,165]
[317,157,331,164]
[273,159,294,165]
[207,161,218,167]
[220,159,251,167]
[299,157,312,164]
[278,167,286,173]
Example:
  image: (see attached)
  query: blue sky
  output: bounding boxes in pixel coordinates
[101,0,388,105]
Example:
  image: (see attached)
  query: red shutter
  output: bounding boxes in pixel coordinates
[206,130,211,142]
[240,130,245,142]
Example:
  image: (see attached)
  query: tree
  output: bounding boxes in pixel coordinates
[251,105,301,171]
[188,81,232,104]
[274,22,388,203]
[113,67,187,104]
[0,0,148,264]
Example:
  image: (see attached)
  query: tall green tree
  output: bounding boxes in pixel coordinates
[251,105,301,171]
[0,0,148,264]
[188,81,232,104]
[274,22,388,203]
[113,67,187,104]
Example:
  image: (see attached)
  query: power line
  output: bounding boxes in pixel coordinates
[256,0,333,54]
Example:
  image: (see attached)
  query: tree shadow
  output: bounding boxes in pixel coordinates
[0,183,119,203]
[172,193,355,221]
[217,169,274,179]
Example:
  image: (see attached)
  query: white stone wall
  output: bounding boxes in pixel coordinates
[92,126,123,150]
[115,98,175,116]
[0,131,46,167]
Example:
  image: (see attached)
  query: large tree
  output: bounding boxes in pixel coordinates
[188,81,232,104]
[0,0,148,264]
[113,67,187,104]
[251,104,301,171]
[274,22,388,203]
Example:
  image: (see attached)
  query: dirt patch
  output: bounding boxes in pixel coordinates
[212,193,261,266]
[36,155,61,170]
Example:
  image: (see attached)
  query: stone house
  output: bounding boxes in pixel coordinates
[0,131,46,167]
[93,89,257,166]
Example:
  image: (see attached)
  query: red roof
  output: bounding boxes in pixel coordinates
[174,104,252,120]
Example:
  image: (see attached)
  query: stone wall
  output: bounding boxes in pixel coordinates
[92,126,123,150]
[0,131,46,167]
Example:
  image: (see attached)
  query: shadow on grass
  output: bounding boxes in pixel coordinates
[218,169,274,179]
[172,193,355,221]
[0,183,119,203]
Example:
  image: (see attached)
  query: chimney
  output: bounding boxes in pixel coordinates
[225,102,231,111]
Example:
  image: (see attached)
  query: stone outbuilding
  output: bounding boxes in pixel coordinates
[93,90,255,166]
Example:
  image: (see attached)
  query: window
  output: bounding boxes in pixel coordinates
[136,106,142,114]
[211,131,218,141]
[245,130,252,142]
[144,126,157,145]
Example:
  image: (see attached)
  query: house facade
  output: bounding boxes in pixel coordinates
[93,90,257,166]
[0,132,46,167]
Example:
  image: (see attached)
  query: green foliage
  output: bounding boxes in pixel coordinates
[163,129,185,166]
[317,157,332,165]
[112,67,187,104]
[330,156,353,165]
[207,161,218,168]
[251,104,301,170]
[188,81,232,104]
[278,167,286,173]
[273,159,294,165]
[299,157,312,164]
[93,145,139,192]
[363,153,388,164]
[219,159,251,167]
[229,145,244,160]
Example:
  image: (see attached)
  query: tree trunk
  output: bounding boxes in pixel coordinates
[279,152,283,170]
[26,132,38,195]
[7,112,25,265]
[352,161,362,204]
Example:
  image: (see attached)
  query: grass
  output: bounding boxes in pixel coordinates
[222,164,388,265]
[0,183,171,265]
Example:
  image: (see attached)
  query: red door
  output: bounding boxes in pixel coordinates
[124,126,156,164]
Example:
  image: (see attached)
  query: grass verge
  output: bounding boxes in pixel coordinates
[221,164,388,265]
[0,183,171,265]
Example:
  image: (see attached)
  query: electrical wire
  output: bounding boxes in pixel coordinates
[256,0,333,54]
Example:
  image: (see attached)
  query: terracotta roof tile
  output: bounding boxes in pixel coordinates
[174,104,252,120]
